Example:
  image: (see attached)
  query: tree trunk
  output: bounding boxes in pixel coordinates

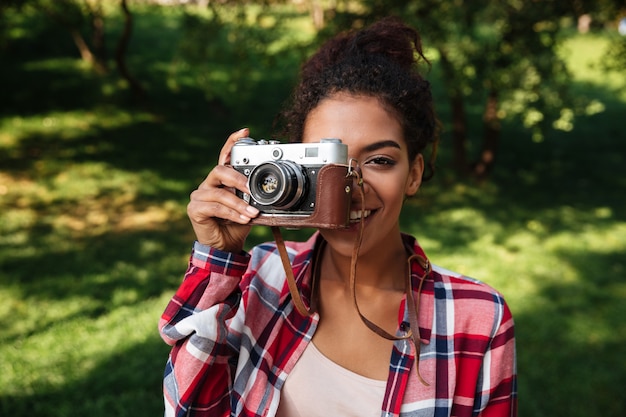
[438,47,470,175]
[115,0,145,100]
[450,91,469,175]
[70,28,95,64]
[90,2,107,74]
[311,0,324,30]
[473,89,500,178]
[41,1,107,74]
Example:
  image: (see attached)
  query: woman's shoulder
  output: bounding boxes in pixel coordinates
[431,264,506,301]
[428,264,514,338]
[406,233,506,302]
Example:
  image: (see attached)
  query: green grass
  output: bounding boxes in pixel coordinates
[1,5,625,416]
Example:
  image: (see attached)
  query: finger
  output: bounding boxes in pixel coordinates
[218,127,250,166]
[200,165,250,194]
[192,167,259,217]
[189,188,259,224]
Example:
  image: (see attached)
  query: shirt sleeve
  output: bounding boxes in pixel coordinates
[158,242,250,417]
[476,298,518,417]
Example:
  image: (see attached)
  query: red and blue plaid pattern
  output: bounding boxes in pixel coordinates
[159,232,517,417]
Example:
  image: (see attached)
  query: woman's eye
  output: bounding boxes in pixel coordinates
[367,157,396,166]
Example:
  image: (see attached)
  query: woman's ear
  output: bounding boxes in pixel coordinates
[405,154,424,197]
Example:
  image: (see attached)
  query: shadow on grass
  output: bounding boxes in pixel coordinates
[0,336,170,417]
[515,248,626,416]
[0,220,192,341]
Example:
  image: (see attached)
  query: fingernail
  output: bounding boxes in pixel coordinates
[246,206,259,216]
[234,128,249,142]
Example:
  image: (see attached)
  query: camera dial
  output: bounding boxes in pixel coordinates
[235,137,257,145]
[271,148,283,160]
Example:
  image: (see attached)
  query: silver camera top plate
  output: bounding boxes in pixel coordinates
[231,138,348,166]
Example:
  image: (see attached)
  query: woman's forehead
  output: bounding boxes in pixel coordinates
[302,94,405,148]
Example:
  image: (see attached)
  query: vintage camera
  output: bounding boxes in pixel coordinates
[231,138,354,229]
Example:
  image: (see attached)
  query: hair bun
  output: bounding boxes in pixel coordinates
[302,17,426,81]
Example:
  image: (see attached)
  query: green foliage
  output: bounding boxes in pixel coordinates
[1,4,625,417]
[601,33,626,73]
[168,4,316,122]
[321,0,581,143]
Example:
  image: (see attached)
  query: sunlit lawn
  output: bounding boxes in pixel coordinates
[1,6,625,417]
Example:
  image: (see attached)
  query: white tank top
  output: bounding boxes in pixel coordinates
[276,342,387,417]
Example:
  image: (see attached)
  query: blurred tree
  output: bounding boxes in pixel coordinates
[116,0,145,100]
[602,34,626,73]
[34,0,109,73]
[311,0,618,178]
[570,0,625,26]
[0,0,108,72]
[408,0,574,178]
[575,0,626,74]
[171,1,312,119]
[1,0,145,100]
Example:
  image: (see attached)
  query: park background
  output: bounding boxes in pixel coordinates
[1,0,625,416]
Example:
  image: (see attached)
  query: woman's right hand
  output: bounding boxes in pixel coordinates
[187,128,260,253]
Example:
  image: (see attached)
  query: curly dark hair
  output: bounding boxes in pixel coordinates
[278,17,440,180]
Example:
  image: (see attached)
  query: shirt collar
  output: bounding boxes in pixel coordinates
[402,233,434,345]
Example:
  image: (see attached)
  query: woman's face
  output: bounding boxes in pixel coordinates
[302,93,424,257]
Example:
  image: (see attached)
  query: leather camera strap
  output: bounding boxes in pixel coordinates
[271,166,430,385]
[271,225,314,317]
[347,168,430,386]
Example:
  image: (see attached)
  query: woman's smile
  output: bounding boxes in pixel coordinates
[349,208,373,223]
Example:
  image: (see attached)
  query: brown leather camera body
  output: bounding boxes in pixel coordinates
[249,164,353,229]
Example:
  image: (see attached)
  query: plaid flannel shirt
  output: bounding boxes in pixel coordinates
[159,232,517,417]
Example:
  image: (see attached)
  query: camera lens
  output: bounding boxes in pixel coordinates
[248,161,306,209]
[259,173,278,194]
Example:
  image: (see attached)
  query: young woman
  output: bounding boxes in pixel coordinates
[159,17,517,417]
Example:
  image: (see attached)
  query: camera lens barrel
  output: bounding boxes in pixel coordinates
[248,161,307,209]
